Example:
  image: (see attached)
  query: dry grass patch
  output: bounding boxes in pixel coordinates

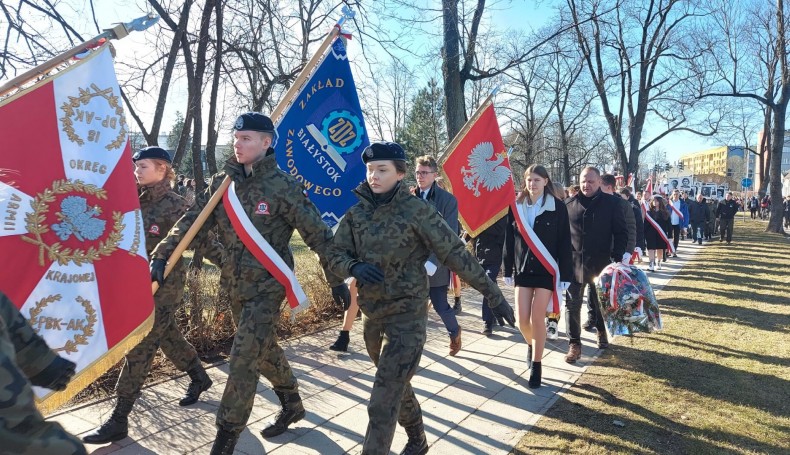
[513,220,790,455]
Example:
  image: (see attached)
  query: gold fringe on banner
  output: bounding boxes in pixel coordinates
[38,312,154,415]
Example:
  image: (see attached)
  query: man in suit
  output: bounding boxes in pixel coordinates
[564,167,629,363]
[413,155,463,356]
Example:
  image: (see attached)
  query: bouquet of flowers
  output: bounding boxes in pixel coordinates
[596,263,662,336]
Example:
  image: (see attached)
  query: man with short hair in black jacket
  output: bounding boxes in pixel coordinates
[687,193,710,244]
[715,192,739,244]
[564,167,629,363]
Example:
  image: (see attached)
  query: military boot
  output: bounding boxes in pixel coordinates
[260,391,305,438]
[82,397,134,443]
[209,428,238,455]
[179,362,213,406]
[400,419,429,455]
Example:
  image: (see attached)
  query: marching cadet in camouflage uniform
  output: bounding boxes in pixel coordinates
[0,291,86,455]
[149,113,350,455]
[83,146,212,444]
[327,142,516,455]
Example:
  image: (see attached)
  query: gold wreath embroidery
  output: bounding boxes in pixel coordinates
[128,208,142,257]
[59,83,127,151]
[22,179,125,266]
[28,294,97,354]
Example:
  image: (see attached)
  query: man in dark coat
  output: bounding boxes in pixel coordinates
[469,216,507,335]
[715,192,739,244]
[412,155,463,355]
[564,167,629,363]
[687,193,710,244]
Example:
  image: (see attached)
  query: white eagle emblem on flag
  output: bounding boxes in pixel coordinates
[460,142,511,197]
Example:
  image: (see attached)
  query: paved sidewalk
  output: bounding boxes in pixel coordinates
[49,241,702,454]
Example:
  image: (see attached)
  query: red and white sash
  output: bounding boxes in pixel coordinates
[511,199,561,314]
[641,202,675,254]
[223,182,309,315]
[669,202,684,221]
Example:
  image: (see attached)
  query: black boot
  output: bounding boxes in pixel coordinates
[82,397,134,443]
[210,428,238,455]
[179,362,213,406]
[329,330,350,352]
[527,344,533,370]
[400,419,429,455]
[260,391,305,438]
[452,296,462,314]
[529,362,542,389]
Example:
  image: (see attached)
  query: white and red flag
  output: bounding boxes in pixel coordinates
[0,45,154,413]
[439,102,515,237]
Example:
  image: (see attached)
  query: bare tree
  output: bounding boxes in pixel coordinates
[695,0,787,233]
[567,0,721,176]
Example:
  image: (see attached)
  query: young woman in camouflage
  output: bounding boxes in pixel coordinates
[328,141,516,455]
[83,146,212,445]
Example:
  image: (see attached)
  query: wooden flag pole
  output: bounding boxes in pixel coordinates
[152,8,355,294]
[437,92,496,165]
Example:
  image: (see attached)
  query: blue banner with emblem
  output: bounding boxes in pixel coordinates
[275,37,368,228]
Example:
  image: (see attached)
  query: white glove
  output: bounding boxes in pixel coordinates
[634,247,643,257]
[560,281,570,291]
[503,276,514,287]
[621,252,632,265]
[424,261,437,276]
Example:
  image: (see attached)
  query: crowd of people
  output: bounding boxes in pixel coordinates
[5,109,769,455]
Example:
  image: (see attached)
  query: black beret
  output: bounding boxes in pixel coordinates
[234,112,275,133]
[133,146,172,163]
[361,141,407,164]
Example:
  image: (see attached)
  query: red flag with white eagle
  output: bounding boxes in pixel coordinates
[439,102,516,236]
[0,45,154,413]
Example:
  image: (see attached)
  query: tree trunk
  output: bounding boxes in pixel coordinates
[204,0,223,175]
[188,0,215,190]
[768,102,787,234]
[441,0,467,139]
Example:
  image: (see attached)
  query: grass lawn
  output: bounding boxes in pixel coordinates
[513,220,790,454]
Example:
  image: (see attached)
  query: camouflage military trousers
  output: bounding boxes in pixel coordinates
[0,327,86,454]
[216,292,297,433]
[115,288,199,401]
[361,315,427,455]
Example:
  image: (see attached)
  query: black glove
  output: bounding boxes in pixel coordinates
[490,299,516,327]
[150,258,166,287]
[29,356,76,391]
[332,284,351,310]
[350,262,385,285]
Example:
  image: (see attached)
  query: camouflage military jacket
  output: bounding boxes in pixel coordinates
[152,150,342,301]
[0,291,57,379]
[329,182,505,322]
[140,180,189,257]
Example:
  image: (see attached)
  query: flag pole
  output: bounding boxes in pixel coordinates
[0,14,159,98]
[437,89,497,164]
[152,7,356,294]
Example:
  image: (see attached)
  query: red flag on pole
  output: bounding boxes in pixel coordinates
[439,102,516,236]
[0,45,154,413]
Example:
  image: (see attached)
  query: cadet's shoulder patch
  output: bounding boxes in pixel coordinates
[149,224,160,235]
[255,200,270,215]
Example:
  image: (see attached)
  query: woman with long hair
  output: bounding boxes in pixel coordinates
[503,165,572,388]
[644,195,671,272]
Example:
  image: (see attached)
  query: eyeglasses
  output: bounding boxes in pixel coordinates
[415,171,435,177]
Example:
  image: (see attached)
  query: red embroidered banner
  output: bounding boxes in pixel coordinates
[0,45,154,413]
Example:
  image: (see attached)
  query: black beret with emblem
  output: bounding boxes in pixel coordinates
[234,112,275,133]
[361,141,407,164]
[133,146,172,163]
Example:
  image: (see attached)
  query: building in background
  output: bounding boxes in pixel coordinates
[678,145,755,191]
